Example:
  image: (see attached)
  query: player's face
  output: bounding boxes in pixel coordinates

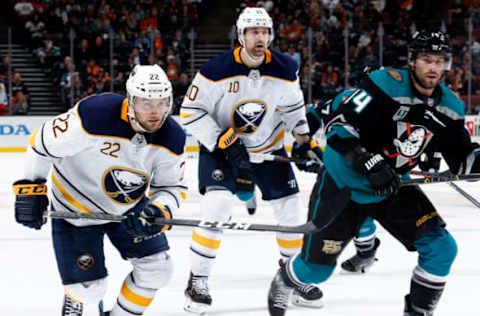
[412,53,446,89]
[244,27,269,57]
[133,97,169,131]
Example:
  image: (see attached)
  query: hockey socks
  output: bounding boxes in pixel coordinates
[405,266,446,315]
[111,273,156,316]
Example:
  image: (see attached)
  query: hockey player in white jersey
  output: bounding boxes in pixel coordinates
[13,64,187,316]
[180,7,323,314]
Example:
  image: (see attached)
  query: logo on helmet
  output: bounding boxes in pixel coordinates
[232,100,267,135]
[102,167,149,204]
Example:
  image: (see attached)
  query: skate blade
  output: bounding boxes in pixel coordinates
[339,265,373,274]
[291,294,324,309]
[184,296,210,315]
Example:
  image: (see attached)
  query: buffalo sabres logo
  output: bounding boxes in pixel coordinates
[77,254,94,270]
[232,100,267,135]
[102,167,149,204]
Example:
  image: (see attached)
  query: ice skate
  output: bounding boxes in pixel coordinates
[184,273,212,315]
[341,238,380,273]
[62,294,83,316]
[268,268,293,316]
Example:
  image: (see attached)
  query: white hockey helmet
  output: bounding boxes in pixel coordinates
[236,7,274,47]
[126,64,173,132]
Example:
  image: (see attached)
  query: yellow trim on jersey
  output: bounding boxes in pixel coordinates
[250,130,285,153]
[75,101,182,155]
[120,281,153,307]
[0,147,27,152]
[121,98,129,122]
[265,49,272,63]
[29,129,39,147]
[52,171,94,214]
[179,111,192,119]
[234,47,242,64]
[186,146,199,152]
[179,190,187,200]
[276,237,303,249]
[64,287,83,304]
[192,231,221,249]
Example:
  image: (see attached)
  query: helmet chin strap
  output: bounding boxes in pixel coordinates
[241,47,265,68]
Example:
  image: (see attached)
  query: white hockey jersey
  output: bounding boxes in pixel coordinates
[180,47,309,153]
[24,93,187,226]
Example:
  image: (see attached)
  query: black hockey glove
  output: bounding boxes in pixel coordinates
[217,127,251,170]
[353,152,399,196]
[291,138,323,173]
[13,178,49,230]
[122,198,172,237]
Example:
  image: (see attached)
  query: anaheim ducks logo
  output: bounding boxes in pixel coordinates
[232,100,267,135]
[102,167,149,204]
[393,124,432,158]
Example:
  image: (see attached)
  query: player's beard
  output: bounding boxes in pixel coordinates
[136,111,165,132]
[412,66,441,91]
[250,42,266,58]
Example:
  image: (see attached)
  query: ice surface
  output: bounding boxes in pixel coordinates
[1,153,479,315]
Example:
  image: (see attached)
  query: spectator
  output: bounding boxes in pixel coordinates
[0,82,8,115]
[286,44,301,67]
[173,73,190,114]
[166,55,179,81]
[0,56,12,81]
[134,32,152,57]
[25,13,45,48]
[75,39,93,69]
[11,72,29,115]
[14,1,34,19]
[280,19,302,43]
[320,63,339,99]
[64,74,86,109]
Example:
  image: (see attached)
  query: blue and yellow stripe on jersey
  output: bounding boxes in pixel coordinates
[76,93,186,155]
[199,47,299,83]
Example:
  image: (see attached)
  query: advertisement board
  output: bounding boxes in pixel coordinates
[1,115,479,152]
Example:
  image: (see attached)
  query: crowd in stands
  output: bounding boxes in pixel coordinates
[1,0,480,115]
[2,0,200,114]
[240,0,480,113]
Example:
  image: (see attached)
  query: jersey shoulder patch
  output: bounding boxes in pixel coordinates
[261,49,298,81]
[77,94,134,139]
[368,68,410,98]
[199,49,249,81]
[148,116,186,155]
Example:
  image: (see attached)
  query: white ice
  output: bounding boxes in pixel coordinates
[1,152,479,315]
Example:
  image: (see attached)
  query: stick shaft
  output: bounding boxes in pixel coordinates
[47,211,319,233]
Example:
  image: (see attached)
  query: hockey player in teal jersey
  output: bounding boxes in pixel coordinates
[268,30,479,315]
[13,65,187,316]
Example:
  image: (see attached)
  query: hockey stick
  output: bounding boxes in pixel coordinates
[249,153,322,173]
[249,152,318,165]
[400,173,480,186]
[447,182,480,209]
[409,171,480,208]
[48,187,351,234]
[48,211,317,233]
